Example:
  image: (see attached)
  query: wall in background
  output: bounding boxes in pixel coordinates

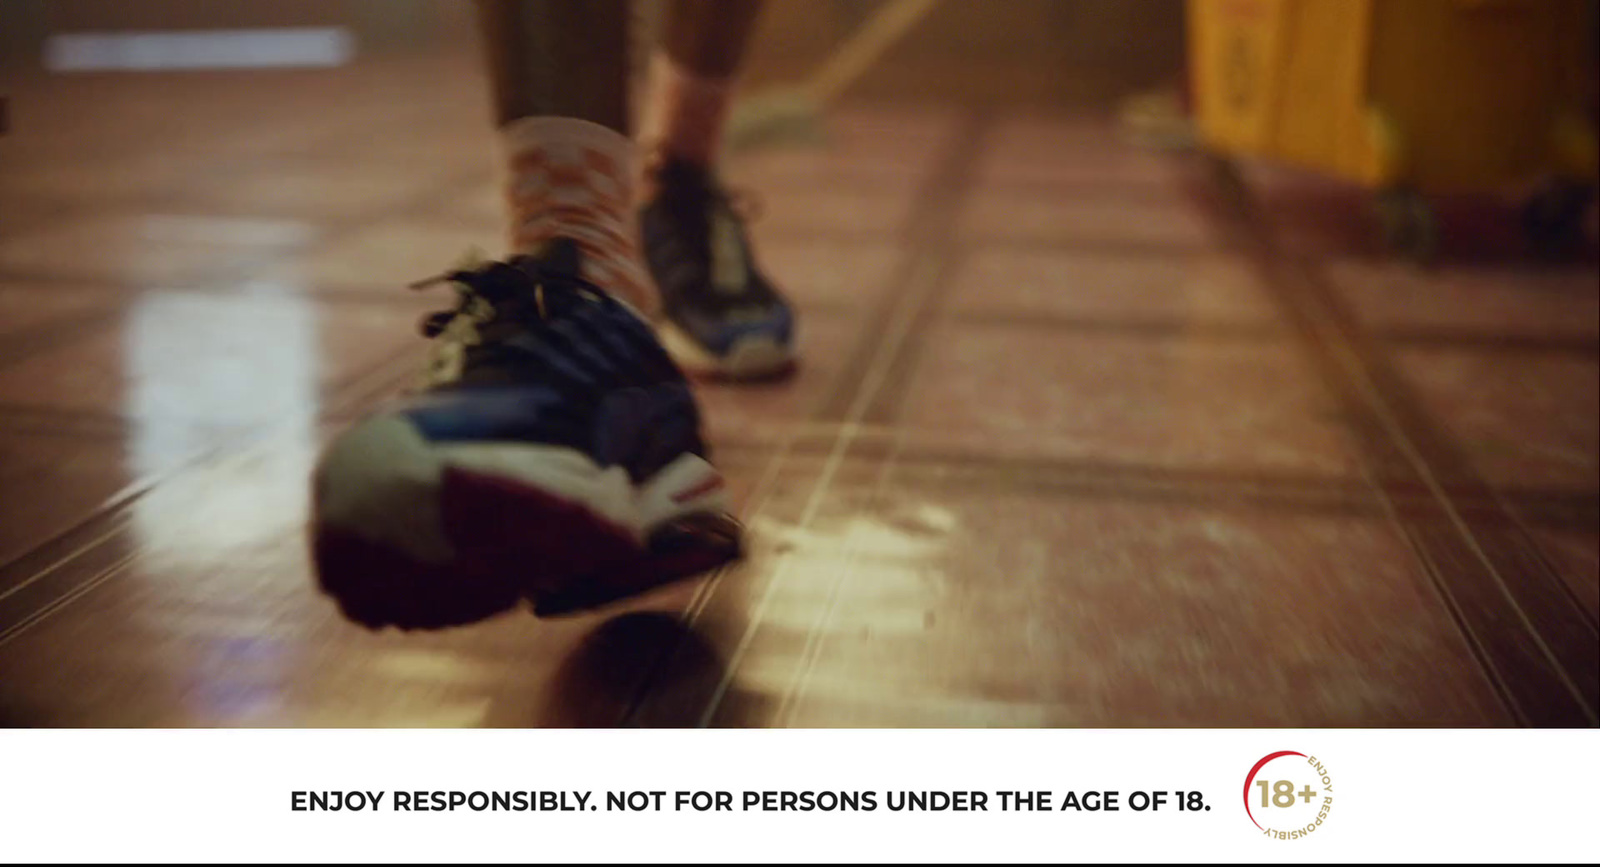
[2,1,1188,108]
[0,0,454,69]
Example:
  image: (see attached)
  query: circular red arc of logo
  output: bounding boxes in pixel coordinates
[1243,750,1306,830]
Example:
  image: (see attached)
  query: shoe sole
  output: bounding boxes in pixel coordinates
[658,322,796,382]
[309,416,742,631]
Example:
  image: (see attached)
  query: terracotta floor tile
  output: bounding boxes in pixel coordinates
[0,291,420,430]
[893,324,1363,474]
[957,188,1221,250]
[0,431,140,567]
[1394,348,1598,490]
[975,114,1189,190]
[266,219,502,293]
[1527,529,1600,623]
[943,247,1280,326]
[696,311,865,445]
[704,481,1511,727]
[1329,260,1600,340]
[169,157,455,221]
[0,281,124,340]
[0,211,322,286]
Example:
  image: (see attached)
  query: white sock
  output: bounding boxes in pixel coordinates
[637,52,735,172]
[500,116,654,313]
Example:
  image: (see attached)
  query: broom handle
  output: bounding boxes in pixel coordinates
[802,0,941,102]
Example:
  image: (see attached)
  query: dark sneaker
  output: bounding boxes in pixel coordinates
[309,238,743,630]
[639,155,796,380]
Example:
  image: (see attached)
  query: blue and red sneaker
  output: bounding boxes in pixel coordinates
[640,155,797,380]
[309,238,742,630]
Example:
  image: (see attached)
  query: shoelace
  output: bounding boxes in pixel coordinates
[406,253,606,339]
[642,147,765,223]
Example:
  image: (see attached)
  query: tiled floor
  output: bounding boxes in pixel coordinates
[0,53,1595,728]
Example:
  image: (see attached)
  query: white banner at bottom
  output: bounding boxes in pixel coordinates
[0,728,1591,863]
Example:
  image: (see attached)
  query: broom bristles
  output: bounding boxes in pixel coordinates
[723,0,942,153]
[725,89,826,151]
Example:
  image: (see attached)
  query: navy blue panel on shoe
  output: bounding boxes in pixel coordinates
[400,384,571,445]
[591,381,705,482]
[679,301,794,357]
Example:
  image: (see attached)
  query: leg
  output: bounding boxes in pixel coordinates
[638,0,766,164]
[637,0,799,380]
[662,0,765,78]
[308,1,743,631]
[475,0,651,311]
[475,0,629,132]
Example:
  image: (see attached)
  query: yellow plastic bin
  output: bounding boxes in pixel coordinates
[1186,0,1598,257]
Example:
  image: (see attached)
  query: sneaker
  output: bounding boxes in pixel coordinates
[639,155,797,380]
[309,238,743,630]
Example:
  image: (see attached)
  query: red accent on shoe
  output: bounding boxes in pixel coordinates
[311,466,739,630]
[671,473,725,504]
